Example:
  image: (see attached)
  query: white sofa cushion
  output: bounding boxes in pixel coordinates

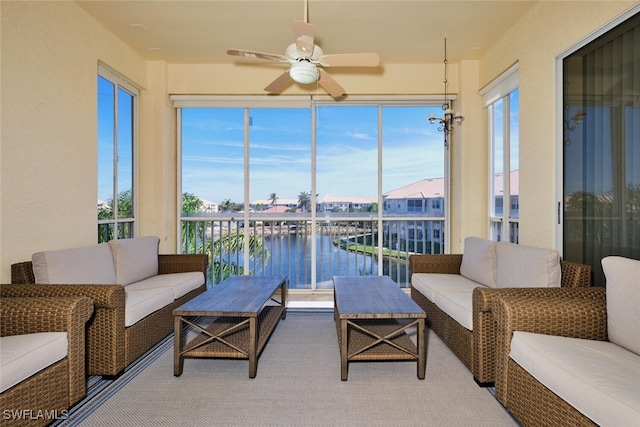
[125,272,204,299]
[411,273,482,303]
[434,290,473,330]
[460,236,497,288]
[495,241,561,288]
[124,288,174,327]
[109,236,160,286]
[602,256,640,355]
[510,331,640,427]
[0,332,67,392]
[32,243,116,284]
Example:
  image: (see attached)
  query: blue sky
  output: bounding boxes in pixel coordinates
[180,105,447,204]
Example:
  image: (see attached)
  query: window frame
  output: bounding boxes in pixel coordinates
[481,64,519,242]
[97,64,139,242]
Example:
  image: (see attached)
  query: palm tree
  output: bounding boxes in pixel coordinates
[269,193,278,206]
[297,191,311,213]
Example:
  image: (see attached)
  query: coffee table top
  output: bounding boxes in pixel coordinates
[333,275,425,319]
[173,275,287,317]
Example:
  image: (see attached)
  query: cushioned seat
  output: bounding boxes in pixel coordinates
[492,256,640,426]
[410,236,593,386]
[0,296,93,426]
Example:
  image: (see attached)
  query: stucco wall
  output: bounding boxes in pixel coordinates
[0,1,147,281]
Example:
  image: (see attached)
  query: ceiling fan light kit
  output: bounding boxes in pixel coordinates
[289,61,319,85]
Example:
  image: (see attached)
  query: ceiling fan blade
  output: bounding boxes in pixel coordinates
[227,49,287,62]
[264,71,292,93]
[293,20,315,55]
[320,53,380,67]
[318,69,345,98]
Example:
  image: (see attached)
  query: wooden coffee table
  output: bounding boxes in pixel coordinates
[173,275,286,378]
[333,275,426,380]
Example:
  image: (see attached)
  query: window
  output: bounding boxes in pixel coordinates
[481,65,519,243]
[97,66,137,242]
[562,11,640,285]
[176,97,448,288]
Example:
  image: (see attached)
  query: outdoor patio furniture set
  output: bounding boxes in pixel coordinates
[409,236,639,426]
[2,235,638,426]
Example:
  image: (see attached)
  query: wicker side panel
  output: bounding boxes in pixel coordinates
[411,286,472,370]
[507,360,596,427]
[87,306,126,376]
[560,261,592,287]
[124,284,206,366]
[471,309,495,384]
[493,296,607,406]
[409,254,463,275]
[10,262,35,284]
[0,360,69,427]
[158,254,208,275]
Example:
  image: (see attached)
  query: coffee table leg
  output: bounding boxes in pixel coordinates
[417,318,425,379]
[249,316,257,378]
[340,319,348,380]
[174,316,184,376]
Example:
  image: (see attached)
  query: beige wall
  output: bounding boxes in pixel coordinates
[1,0,636,281]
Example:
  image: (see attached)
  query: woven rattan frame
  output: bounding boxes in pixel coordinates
[492,293,606,426]
[409,254,593,385]
[0,296,93,427]
[6,254,208,376]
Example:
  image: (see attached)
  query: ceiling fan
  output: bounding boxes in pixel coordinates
[226,4,380,98]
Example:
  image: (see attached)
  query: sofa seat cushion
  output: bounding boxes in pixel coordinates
[412,273,482,303]
[510,331,640,427]
[0,332,67,392]
[32,243,116,284]
[434,290,473,330]
[495,242,561,288]
[124,288,174,327]
[109,236,160,286]
[125,272,204,299]
[460,236,497,288]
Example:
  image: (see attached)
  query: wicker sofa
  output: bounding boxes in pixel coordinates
[409,236,592,386]
[0,296,93,427]
[4,237,208,377]
[492,256,640,426]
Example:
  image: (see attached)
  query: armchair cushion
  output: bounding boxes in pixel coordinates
[495,241,561,288]
[0,332,67,392]
[32,243,116,284]
[510,330,640,427]
[109,236,160,286]
[460,236,497,288]
[602,256,640,355]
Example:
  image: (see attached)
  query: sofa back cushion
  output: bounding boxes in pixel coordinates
[602,256,640,355]
[459,236,497,288]
[495,241,561,288]
[32,243,116,284]
[108,236,160,286]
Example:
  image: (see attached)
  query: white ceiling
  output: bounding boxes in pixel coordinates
[76,0,537,64]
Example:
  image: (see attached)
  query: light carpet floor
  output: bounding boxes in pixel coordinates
[74,312,517,427]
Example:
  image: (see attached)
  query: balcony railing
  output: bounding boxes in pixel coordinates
[180,215,445,290]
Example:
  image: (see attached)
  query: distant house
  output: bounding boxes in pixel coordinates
[317,195,377,213]
[200,199,218,213]
[250,198,298,212]
[382,178,445,216]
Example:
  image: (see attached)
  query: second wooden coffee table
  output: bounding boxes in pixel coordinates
[333,275,426,380]
[173,275,286,378]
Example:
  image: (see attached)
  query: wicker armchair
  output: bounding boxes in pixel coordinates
[0,296,93,427]
[5,254,208,377]
[410,254,593,386]
[492,292,606,426]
